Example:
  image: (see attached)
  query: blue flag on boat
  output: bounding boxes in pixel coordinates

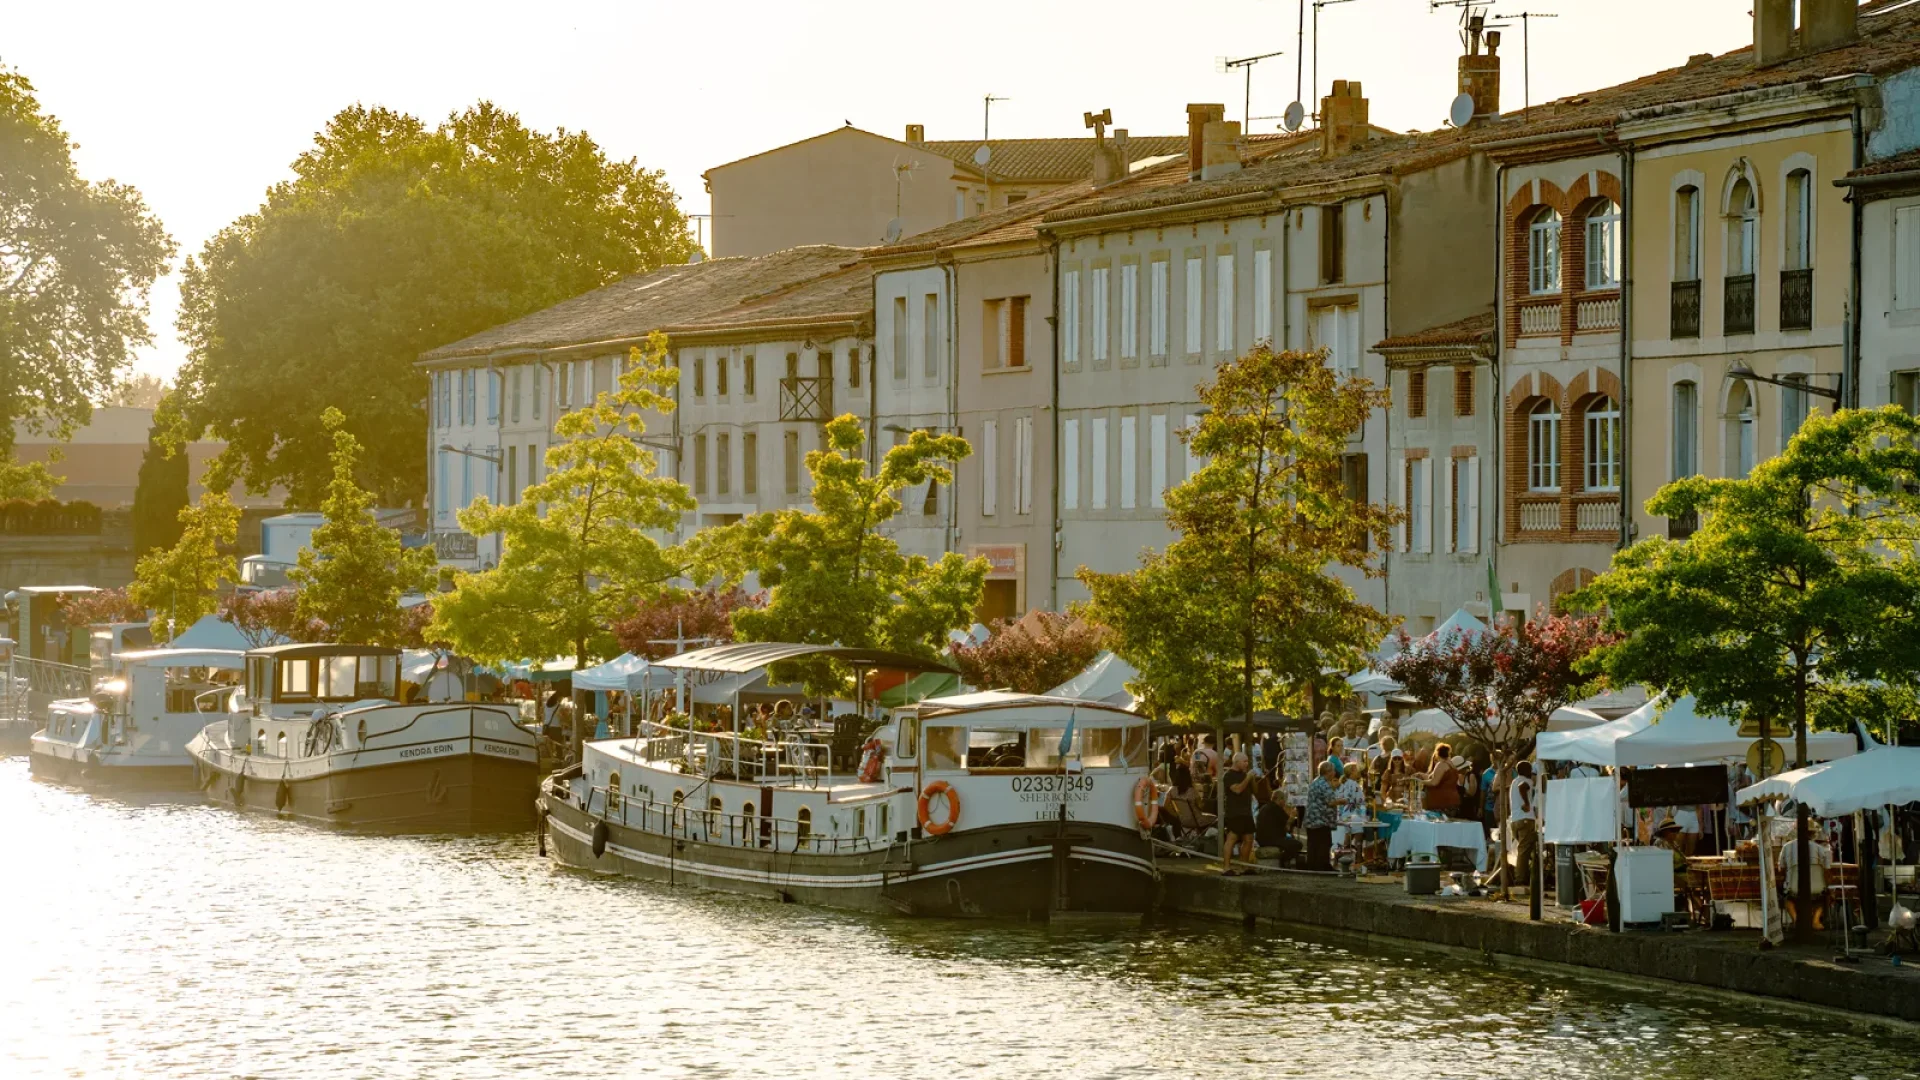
[1058,710,1077,758]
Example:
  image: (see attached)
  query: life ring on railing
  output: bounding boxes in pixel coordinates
[857,738,885,783]
[917,781,960,836]
[590,820,610,858]
[1133,776,1160,831]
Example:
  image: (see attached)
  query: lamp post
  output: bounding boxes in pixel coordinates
[1726,360,1842,401]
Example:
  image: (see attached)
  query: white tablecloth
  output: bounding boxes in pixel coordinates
[1388,818,1488,871]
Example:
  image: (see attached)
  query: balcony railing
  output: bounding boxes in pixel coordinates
[1517,498,1561,533]
[1780,267,1813,331]
[1576,294,1621,334]
[1573,497,1621,534]
[1724,273,1756,336]
[1518,298,1560,337]
[1671,279,1701,338]
[1667,509,1699,541]
[778,376,833,422]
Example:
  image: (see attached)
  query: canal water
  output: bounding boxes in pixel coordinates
[4,758,1915,1080]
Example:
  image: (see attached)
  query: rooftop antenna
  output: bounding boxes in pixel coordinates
[983,93,1010,142]
[891,157,920,218]
[1217,49,1285,130]
[1311,0,1360,122]
[1493,10,1558,113]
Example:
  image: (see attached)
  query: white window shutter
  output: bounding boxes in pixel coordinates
[981,419,998,517]
[1185,258,1204,354]
[1216,253,1234,353]
[1464,455,1481,553]
[1091,417,1109,509]
[1149,414,1168,508]
[1015,417,1033,515]
[1253,249,1272,344]
[1119,415,1138,509]
[1394,457,1406,552]
[1062,418,1080,510]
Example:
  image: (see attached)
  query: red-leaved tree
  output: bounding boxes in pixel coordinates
[612,587,756,659]
[57,587,147,627]
[218,588,327,648]
[948,610,1108,695]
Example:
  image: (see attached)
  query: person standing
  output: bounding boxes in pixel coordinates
[1304,761,1339,872]
[1508,761,1538,896]
[1220,752,1258,875]
[1423,743,1463,817]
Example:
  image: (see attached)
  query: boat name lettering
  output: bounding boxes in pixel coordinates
[1009,775,1093,795]
[479,742,523,756]
[399,743,457,759]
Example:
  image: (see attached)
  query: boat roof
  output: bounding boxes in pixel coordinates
[914,690,1140,720]
[651,642,957,675]
[116,648,245,668]
[244,643,403,660]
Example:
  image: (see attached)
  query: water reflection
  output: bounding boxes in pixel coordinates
[2,760,1912,1080]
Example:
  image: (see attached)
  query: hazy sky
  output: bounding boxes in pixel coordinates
[10,0,1759,381]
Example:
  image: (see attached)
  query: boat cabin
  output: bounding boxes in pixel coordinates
[900,692,1150,774]
[244,643,402,719]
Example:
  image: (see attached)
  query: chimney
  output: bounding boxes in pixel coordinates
[1803,0,1859,53]
[1200,119,1244,181]
[1457,15,1501,122]
[1187,103,1226,181]
[1319,80,1370,160]
[1093,128,1130,186]
[904,123,925,143]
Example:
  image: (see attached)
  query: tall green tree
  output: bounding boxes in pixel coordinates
[1574,406,1920,941]
[131,420,189,557]
[288,407,436,645]
[692,417,986,695]
[430,334,694,667]
[1081,345,1399,725]
[129,491,238,640]
[169,102,696,506]
[1,66,175,450]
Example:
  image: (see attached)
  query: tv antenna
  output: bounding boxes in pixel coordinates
[891,157,920,217]
[1493,11,1558,113]
[1216,49,1284,130]
[1310,0,1360,123]
[983,93,1010,142]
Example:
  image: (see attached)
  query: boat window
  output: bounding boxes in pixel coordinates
[1026,728,1079,769]
[923,725,967,770]
[796,806,812,848]
[967,728,1027,768]
[879,803,890,838]
[855,807,867,838]
[89,631,113,670]
[255,728,266,752]
[897,715,919,759]
[278,660,313,700]
[275,731,287,756]
[1081,727,1142,768]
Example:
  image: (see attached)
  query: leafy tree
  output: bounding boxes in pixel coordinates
[1081,345,1399,726]
[948,610,1108,694]
[613,586,756,660]
[289,408,436,645]
[692,417,986,695]
[169,102,696,506]
[430,334,694,667]
[105,373,168,410]
[0,66,175,451]
[131,421,190,557]
[1574,406,1920,941]
[56,586,146,627]
[129,492,238,640]
[0,456,61,501]
[217,588,324,648]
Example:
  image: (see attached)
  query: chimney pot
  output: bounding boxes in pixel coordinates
[1319,80,1370,159]
[1803,0,1859,53]
[1458,25,1502,122]
[905,123,925,143]
[1753,0,1795,66]
[1186,103,1226,182]
[1200,120,1244,181]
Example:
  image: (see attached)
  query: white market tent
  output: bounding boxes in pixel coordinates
[1547,705,1608,731]
[1535,699,1657,763]
[573,652,656,693]
[169,614,255,651]
[1736,745,1920,817]
[1537,694,1856,767]
[1346,670,1403,696]
[1428,608,1489,643]
[1047,651,1141,708]
[1399,708,1457,735]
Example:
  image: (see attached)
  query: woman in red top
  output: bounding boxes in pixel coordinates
[1423,741,1462,816]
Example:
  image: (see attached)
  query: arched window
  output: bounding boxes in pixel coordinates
[796,806,813,849]
[1727,381,1756,478]
[743,801,757,847]
[1583,396,1621,491]
[1672,381,1699,480]
[1675,186,1701,282]
[1586,201,1622,289]
[1785,169,1813,271]
[1527,399,1562,491]
[1781,374,1809,448]
[1528,209,1562,295]
[1727,178,1758,276]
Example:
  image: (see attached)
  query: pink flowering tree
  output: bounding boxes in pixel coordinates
[948,610,1109,695]
[56,587,147,628]
[218,588,327,648]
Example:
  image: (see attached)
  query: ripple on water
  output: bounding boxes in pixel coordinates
[3,759,1918,1080]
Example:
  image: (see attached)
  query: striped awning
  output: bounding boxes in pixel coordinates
[650,642,957,675]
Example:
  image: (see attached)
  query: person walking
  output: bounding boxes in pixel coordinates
[1508,761,1539,897]
[1220,752,1258,876]
[1304,761,1339,872]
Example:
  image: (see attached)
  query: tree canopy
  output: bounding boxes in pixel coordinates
[169,101,696,506]
[129,491,238,639]
[1081,345,1398,725]
[1,66,175,451]
[691,416,987,695]
[429,334,694,667]
[288,408,437,645]
[948,610,1107,695]
[218,588,325,648]
[132,419,189,557]
[613,586,756,660]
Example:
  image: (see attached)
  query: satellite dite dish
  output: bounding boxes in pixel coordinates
[1449,92,1476,130]
[973,144,992,168]
[688,248,705,264]
[1283,101,1306,132]
[884,217,904,244]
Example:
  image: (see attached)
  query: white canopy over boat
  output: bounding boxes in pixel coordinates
[573,652,656,692]
[1538,694,1857,767]
[1736,744,1920,817]
[1046,651,1140,708]
[169,614,255,652]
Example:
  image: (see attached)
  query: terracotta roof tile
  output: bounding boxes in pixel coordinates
[662,262,877,333]
[1845,145,1920,179]
[1373,311,1496,352]
[918,136,1187,182]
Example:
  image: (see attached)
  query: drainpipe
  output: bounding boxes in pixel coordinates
[1618,142,1634,552]
[1490,161,1507,615]
[944,257,960,562]
[1379,192,1393,617]
[1047,237,1062,612]
[1848,100,1865,409]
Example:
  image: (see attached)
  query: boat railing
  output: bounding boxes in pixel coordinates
[635,721,834,787]
[580,785,883,855]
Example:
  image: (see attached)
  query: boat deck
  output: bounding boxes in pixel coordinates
[592,737,895,799]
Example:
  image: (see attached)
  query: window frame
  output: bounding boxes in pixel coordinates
[1582,395,1622,492]
[1527,399,1562,492]
[1528,209,1562,295]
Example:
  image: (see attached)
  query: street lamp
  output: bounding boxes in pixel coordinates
[439,444,503,466]
[1726,360,1841,402]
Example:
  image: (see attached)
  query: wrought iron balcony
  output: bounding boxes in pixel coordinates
[1780,268,1813,331]
[1670,279,1700,339]
[1724,274,1756,336]
[1667,509,1698,541]
[778,376,833,423]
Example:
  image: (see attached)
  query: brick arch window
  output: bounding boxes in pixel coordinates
[1579,394,1621,492]
[1526,397,1562,492]
[1527,208,1563,295]
[1584,200,1622,290]
[1549,567,1599,611]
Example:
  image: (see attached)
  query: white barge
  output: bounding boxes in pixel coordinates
[540,643,1156,918]
[30,648,244,787]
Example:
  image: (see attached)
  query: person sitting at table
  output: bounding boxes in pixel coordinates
[1778,825,1834,930]
[1424,743,1463,818]
[1160,763,1215,841]
[1255,784,1301,867]
[1337,762,1366,820]
[1380,749,1410,806]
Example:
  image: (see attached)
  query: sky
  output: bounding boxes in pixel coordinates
[9,0,1761,382]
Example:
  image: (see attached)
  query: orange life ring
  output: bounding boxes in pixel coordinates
[918,780,960,836]
[1133,776,1159,830]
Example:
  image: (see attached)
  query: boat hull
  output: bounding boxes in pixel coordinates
[197,749,538,832]
[29,748,196,789]
[542,787,1154,918]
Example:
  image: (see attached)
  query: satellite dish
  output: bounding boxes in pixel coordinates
[1283,101,1306,132]
[688,248,704,264]
[884,217,904,243]
[973,144,992,168]
[1449,92,1476,130]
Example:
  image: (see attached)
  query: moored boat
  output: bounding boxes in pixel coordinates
[540,643,1156,918]
[187,643,539,831]
[31,647,244,787]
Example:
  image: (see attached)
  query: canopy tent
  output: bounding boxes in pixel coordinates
[572,652,656,693]
[1535,699,1657,763]
[688,668,853,714]
[878,671,961,707]
[1428,607,1488,644]
[1046,651,1140,709]
[1537,694,1856,767]
[1346,669,1403,696]
[1398,708,1458,736]
[1735,744,1920,818]
[169,614,256,652]
[1547,705,1608,731]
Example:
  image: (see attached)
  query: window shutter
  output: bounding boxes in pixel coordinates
[1119,415,1138,509]
[1149,414,1168,508]
[1464,455,1481,553]
[1395,458,1407,552]
[1016,416,1033,515]
[1091,417,1109,509]
[1185,258,1204,354]
[1062,418,1080,509]
[981,419,997,517]
[1010,298,1026,367]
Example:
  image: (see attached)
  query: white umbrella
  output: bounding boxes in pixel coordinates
[1736,744,1918,817]
[1399,708,1458,736]
[1346,670,1403,695]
